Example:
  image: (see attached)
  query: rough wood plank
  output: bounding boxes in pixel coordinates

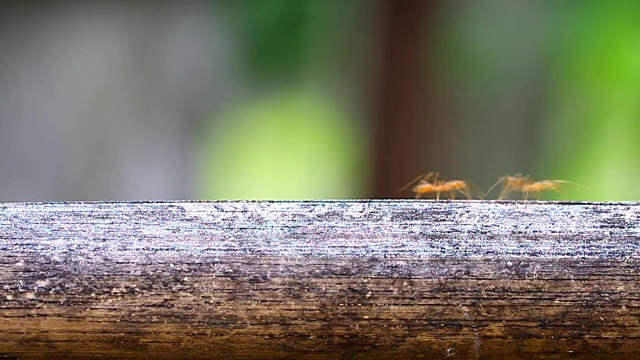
[0,200,639,359]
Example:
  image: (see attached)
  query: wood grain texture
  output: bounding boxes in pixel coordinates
[0,200,639,359]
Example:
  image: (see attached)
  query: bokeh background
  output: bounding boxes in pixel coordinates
[1,0,638,201]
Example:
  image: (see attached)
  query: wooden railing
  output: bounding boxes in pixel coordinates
[1,201,639,359]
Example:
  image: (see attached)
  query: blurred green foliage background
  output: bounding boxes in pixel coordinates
[0,0,638,201]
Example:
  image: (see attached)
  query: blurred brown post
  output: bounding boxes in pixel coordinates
[373,0,440,198]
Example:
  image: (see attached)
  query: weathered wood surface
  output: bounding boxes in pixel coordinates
[0,200,639,359]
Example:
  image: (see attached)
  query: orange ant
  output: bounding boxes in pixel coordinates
[401,172,479,200]
[485,174,532,199]
[486,174,581,200]
[520,180,571,200]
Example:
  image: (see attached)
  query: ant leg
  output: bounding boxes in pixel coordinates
[455,188,471,199]
[465,189,473,199]
[485,179,502,199]
[436,191,441,201]
[465,185,477,199]
[499,185,512,200]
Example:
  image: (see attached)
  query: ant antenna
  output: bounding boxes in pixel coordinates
[552,180,588,188]
[484,177,504,198]
[399,172,436,192]
[399,173,426,192]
